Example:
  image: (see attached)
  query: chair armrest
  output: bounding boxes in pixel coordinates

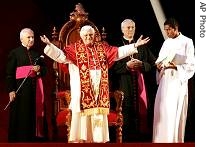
[109,90,124,143]
[109,90,124,113]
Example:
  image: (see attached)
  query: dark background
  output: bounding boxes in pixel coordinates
[0,0,195,142]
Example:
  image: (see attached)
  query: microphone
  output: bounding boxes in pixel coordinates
[34,55,44,65]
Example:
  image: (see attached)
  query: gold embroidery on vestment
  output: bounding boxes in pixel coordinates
[75,41,110,116]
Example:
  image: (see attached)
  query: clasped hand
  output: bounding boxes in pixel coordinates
[32,65,40,72]
[156,61,177,71]
[126,59,142,71]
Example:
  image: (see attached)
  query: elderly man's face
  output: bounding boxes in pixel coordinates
[122,21,135,39]
[81,30,95,45]
[21,31,34,49]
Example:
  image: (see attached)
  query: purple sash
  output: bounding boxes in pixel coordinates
[137,71,148,133]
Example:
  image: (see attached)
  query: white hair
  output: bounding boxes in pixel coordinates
[79,25,95,37]
[121,19,135,30]
[20,28,34,40]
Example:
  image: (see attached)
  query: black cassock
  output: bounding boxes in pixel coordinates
[109,38,157,142]
[6,45,47,142]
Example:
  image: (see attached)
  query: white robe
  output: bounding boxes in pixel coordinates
[44,43,138,143]
[153,33,195,143]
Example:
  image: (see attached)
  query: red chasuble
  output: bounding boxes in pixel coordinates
[64,40,118,116]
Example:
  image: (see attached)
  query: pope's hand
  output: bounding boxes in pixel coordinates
[134,35,150,48]
[40,35,51,45]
